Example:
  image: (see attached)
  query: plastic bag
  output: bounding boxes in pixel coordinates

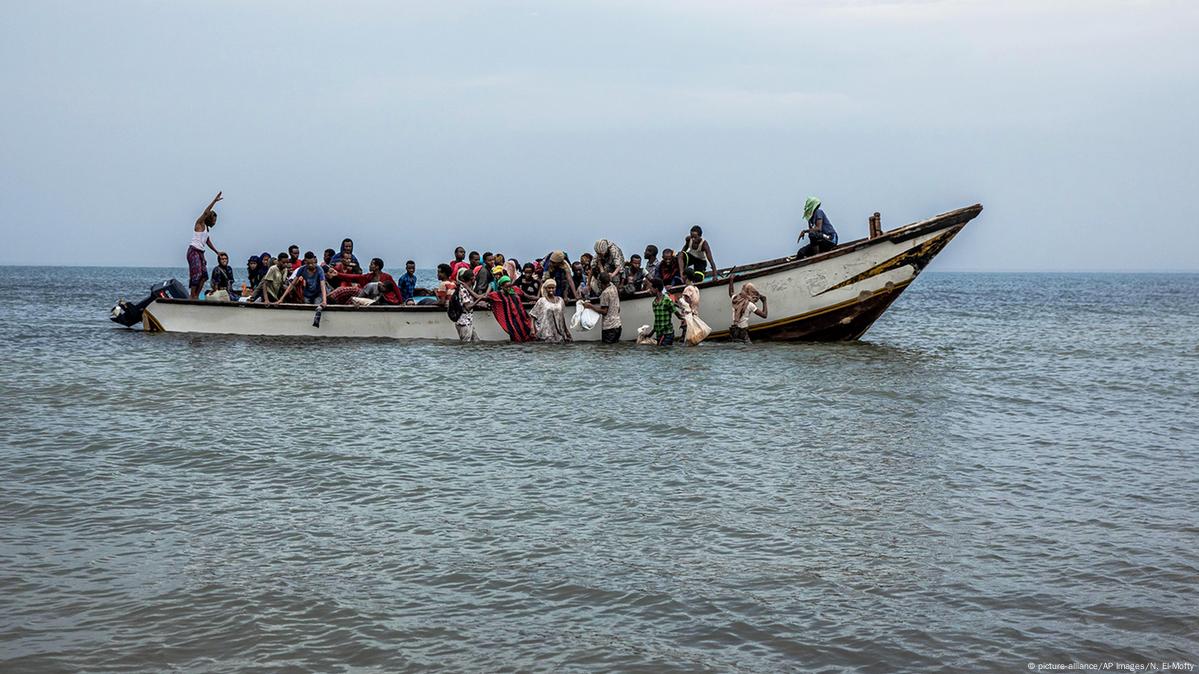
[636,324,656,345]
[570,300,601,330]
[683,313,711,345]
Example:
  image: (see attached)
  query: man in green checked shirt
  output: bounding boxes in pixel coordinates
[650,278,681,346]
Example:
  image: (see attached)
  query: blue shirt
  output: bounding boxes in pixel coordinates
[809,208,838,245]
[397,272,417,302]
[296,265,326,301]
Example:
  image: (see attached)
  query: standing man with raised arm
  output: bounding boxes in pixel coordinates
[187,191,222,299]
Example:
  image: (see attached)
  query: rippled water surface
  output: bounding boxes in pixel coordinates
[1,267,1197,673]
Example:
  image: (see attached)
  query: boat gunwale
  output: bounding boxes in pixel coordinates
[152,204,982,314]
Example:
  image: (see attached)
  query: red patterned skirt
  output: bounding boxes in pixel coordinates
[187,246,208,289]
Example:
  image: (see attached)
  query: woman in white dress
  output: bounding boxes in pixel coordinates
[528,279,572,343]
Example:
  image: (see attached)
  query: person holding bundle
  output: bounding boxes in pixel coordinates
[728,271,768,343]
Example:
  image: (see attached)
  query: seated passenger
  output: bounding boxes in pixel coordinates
[330,238,360,266]
[397,260,418,303]
[434,263,456,306]
[246,255,266,289]
[278,251,328,305]
[503,256,519,283]
[657,248,683,287]
[450,247,470,281]
[642,245,660,280]
[358,279,404,305]
[517,263,541,298]
[542,251,579,300]
[334,253,361,276]
[210,251,236,298]
[287,244,301,270]
[571,260,585,294]
[796,196,838,258]
[322,248,336,271]
[620,254,647,295]
[679,225,717,281]
[327,257,403,305]
[206,255,232,302]
[255,252,292,303]
[474,253,495,294]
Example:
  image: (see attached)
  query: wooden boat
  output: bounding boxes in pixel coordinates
[126,204,982,342]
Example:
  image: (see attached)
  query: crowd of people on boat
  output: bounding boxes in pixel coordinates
[186,192,838,344]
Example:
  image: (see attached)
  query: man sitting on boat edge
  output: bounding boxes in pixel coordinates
[797,196,838,258]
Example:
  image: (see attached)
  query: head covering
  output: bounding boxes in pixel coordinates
[541,278,557,299]
[732,283,760,323]
[594,239,611,257]
[248,255,260,265]
[549,250,565,265]
[457,267,471,282]
[804,196,821,221]
[498,275,512,286]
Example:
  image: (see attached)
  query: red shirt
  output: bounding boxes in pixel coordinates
[334,271,404,305]
[450,261,471,280]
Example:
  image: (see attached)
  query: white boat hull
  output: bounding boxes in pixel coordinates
[139,205,981,342]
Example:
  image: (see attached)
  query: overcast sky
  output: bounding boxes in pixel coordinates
[2,0,1196,271]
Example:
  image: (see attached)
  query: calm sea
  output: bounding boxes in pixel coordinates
[1,266,1196,673]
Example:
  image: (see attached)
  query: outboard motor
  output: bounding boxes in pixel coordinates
[109,278,188,327]
[150,278,189,300]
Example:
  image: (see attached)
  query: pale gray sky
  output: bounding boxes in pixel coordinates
[2,0,1196,270]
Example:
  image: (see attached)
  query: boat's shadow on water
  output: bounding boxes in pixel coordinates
[112,325,938,364]
[722,337,939,365]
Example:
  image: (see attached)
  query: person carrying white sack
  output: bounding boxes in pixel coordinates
[677,275,711,345]
[570,297,602,331]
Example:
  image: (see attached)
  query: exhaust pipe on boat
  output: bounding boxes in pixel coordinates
[109,279,188,327]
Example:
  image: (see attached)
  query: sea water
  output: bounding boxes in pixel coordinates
[1,267,1196,672]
